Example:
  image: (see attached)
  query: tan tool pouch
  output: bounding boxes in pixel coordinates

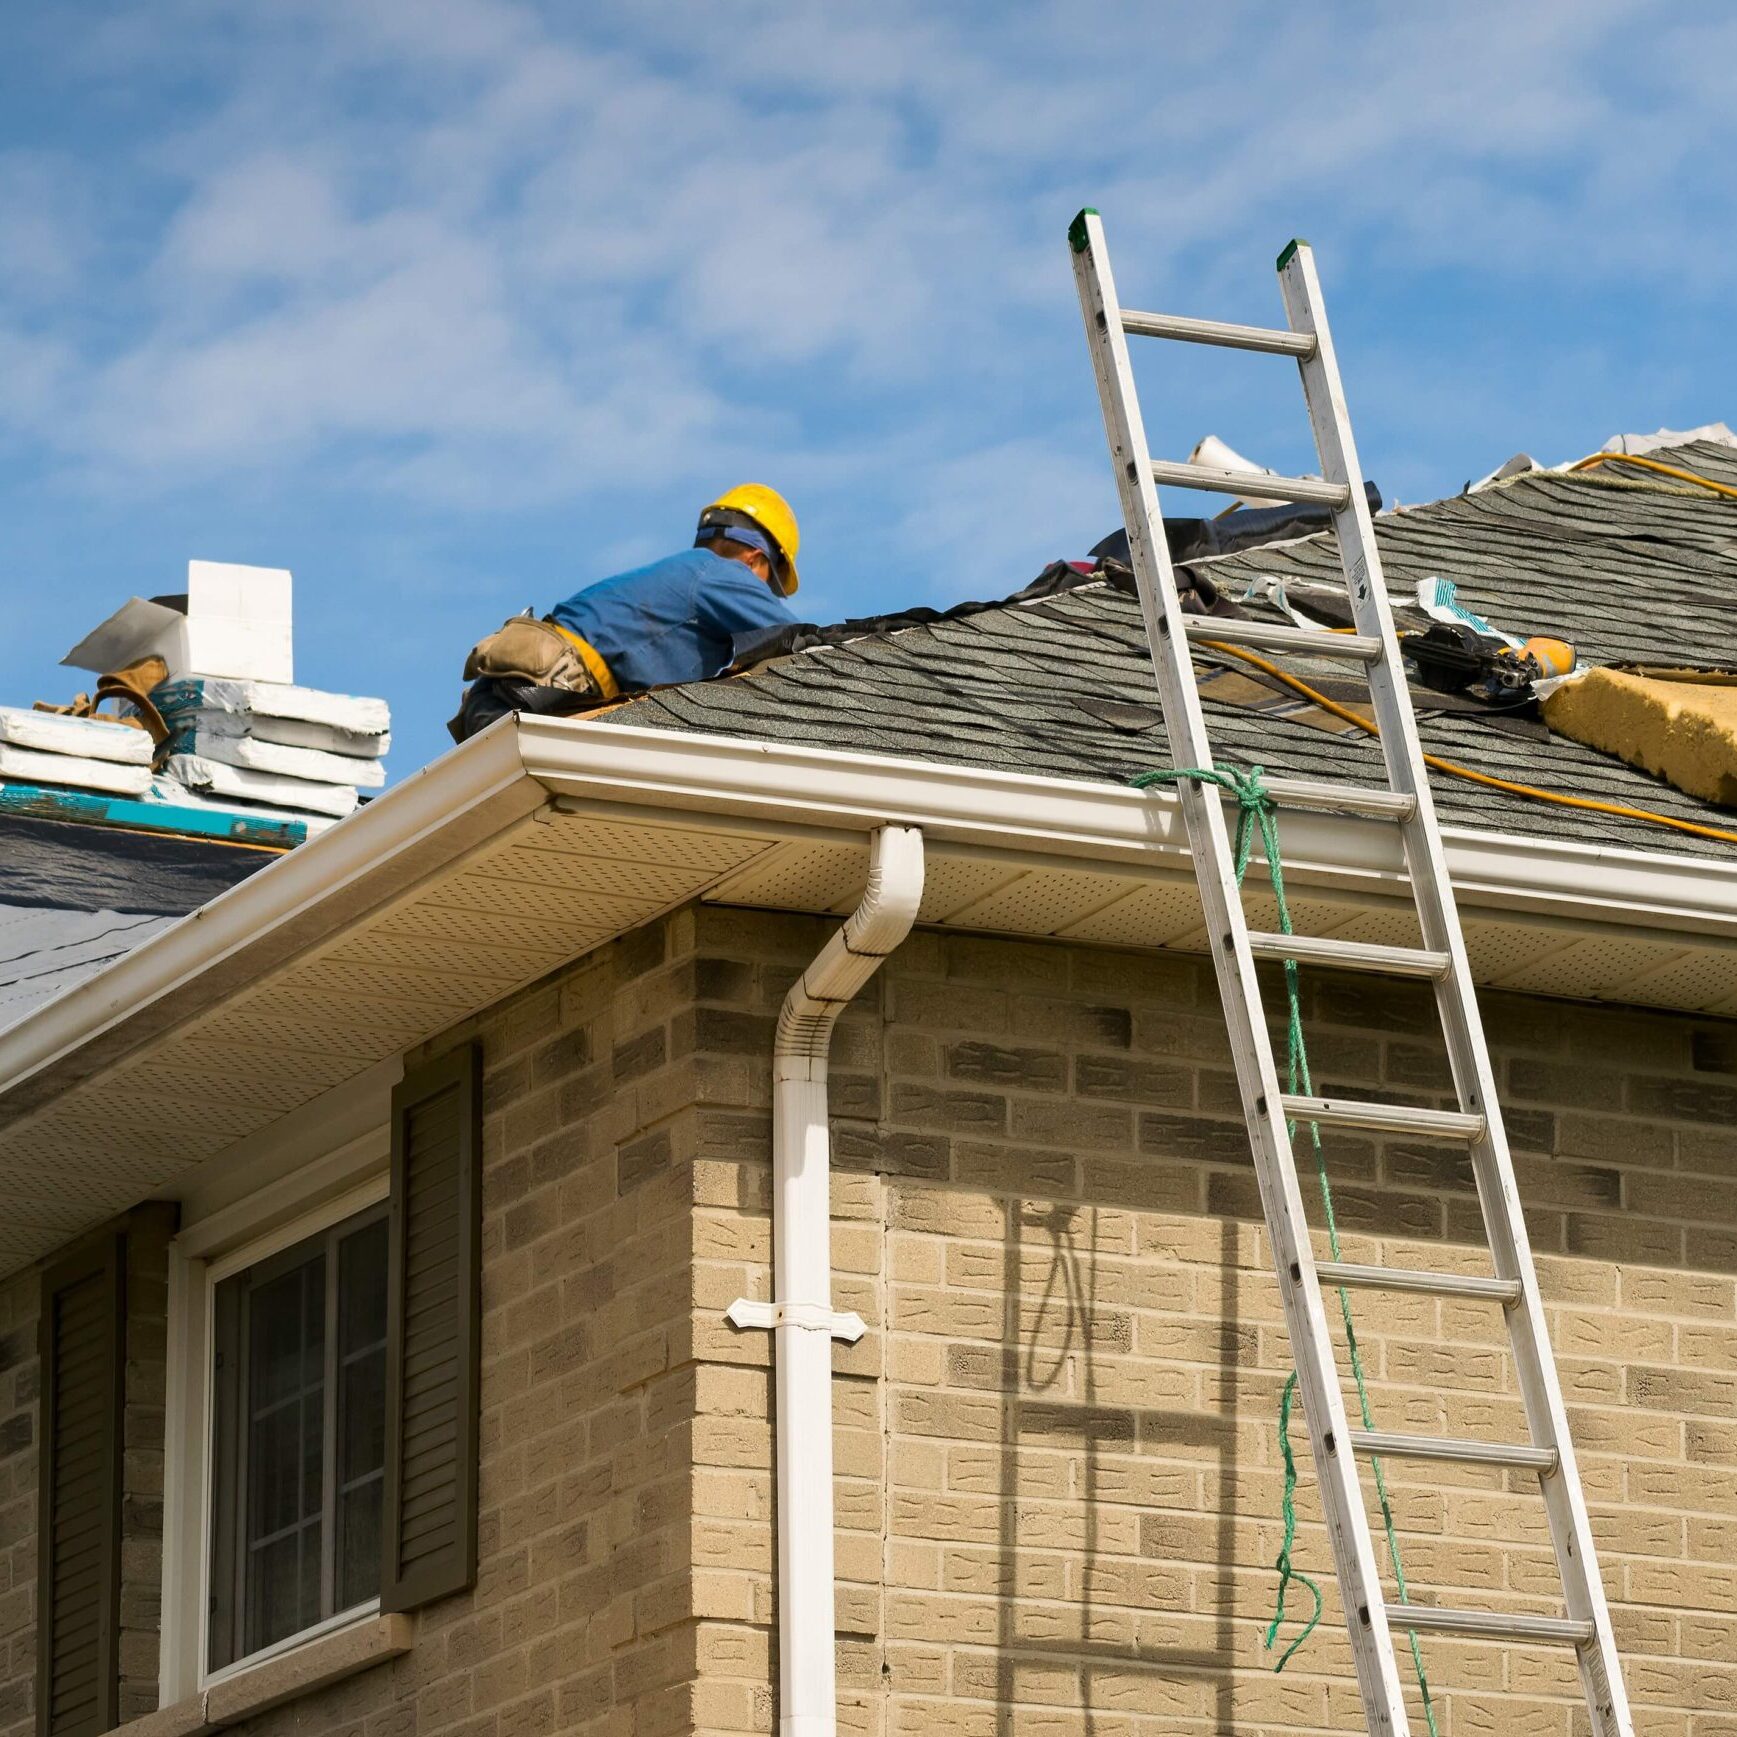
[34,654,172,746]
[463,616,592,690]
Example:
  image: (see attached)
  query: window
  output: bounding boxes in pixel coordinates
[206,1204,388,1672]
[157,1046,480,1704]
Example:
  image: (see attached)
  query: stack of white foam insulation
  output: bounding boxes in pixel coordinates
[0,707,154,795]
[154,678,390,820]
[48,561,392,833]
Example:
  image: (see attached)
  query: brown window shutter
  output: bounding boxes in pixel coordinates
[381,1044,482,1612]
[37,1235,123,1737]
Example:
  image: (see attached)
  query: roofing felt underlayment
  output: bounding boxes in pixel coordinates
[603,439,1737,861]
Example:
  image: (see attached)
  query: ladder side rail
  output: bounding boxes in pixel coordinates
[1071,210,1412,1736]
[1277,242,1632,1737]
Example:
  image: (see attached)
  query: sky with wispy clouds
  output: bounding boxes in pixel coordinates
[2,1,1734,775]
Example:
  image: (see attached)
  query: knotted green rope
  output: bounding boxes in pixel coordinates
[1131,763,1438,1731]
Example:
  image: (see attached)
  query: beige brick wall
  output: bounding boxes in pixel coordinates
[685,907,1737,1737]
[0,911,729,1737]
[297,910,725,1737]
[8,901,1737,1736]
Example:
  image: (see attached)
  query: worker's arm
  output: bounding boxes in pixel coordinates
[695,562,799,646]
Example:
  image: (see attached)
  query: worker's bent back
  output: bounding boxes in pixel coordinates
[548,547,795,693]
[447,543,798,743]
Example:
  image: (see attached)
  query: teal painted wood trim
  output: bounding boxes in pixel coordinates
[0,782,304,849]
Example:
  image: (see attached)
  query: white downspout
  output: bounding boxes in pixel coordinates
[726,824,925,1737]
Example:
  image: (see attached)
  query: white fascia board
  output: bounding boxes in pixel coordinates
[0,717,538,1111]
[522,718,1737,942]
[1422,823,1737,938]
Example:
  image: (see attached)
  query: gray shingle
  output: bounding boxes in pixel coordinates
[601,440,1737,861]
[0,906,177,1033]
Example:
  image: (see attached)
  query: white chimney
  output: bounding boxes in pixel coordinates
[62,561,294,683]
[1187,435,1326,512]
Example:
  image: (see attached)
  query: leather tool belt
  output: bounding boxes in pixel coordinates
[462,615,618,701]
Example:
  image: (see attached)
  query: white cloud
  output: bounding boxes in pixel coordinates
[881,435,1115,608]
[2,0,1735,565]
[0,155,96,302]
[161,156,357,288]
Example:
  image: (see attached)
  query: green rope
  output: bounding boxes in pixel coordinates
[1131,764,1438,1732]
[1265,1371,1322,1669]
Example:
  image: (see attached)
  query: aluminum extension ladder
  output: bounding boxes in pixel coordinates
[1068,209,1631,1737]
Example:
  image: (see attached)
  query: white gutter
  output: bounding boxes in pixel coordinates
[6,716,1737,1117]
[528,720,1737,940]
[726,825,926,1737]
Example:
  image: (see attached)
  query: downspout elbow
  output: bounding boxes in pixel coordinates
[774,825,925,1083]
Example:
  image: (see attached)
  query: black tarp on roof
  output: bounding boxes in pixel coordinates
[0,813,273,915]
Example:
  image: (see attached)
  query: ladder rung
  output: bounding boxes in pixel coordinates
[1240,776,1417,822]
[1150,459,1351,509]
[1350,1429,1558,1473]
[1182,617,1384,662]
[1278,1095,1487,1142]
[1245,932,1452,981]
[1119,308,1317,358]
[1389,1605,1593,1647]
[1315,1261,1522,1306]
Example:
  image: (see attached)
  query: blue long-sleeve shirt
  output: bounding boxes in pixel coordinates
[547,548,797,693]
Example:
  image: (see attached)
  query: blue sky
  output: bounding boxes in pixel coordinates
[2,1,1734,777]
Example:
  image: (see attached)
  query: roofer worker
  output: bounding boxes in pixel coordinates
[448,485,800,742]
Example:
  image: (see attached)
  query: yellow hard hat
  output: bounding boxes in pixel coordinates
[697,483,800,595]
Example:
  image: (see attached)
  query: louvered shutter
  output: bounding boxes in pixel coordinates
[36,1236,122,1737]
[381,1045,481,1612]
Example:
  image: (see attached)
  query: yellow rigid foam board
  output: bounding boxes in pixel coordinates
[1542,666,1737,807]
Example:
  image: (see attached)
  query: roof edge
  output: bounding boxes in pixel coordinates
[519,717,1737,941]
[0,716,538,1115]
[4,714,1737,1119]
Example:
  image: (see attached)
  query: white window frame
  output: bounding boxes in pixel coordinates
[160,1128,390,1702]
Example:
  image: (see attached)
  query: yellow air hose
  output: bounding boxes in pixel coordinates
[1568,451,1737,500]
[1196,639,1737,848]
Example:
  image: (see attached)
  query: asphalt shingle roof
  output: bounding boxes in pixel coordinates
[603,439,1737,861]
[0,906,176,1034]
[0,811,277,1034]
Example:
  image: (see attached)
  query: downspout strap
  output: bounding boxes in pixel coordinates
[725,1298,867,1342]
